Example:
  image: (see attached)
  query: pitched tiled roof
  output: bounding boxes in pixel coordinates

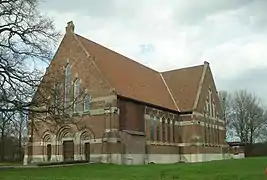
[75,31,206,112]
[76,34,178,111]
[162,65,204,112]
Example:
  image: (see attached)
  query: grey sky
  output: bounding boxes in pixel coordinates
[40,0,267,105]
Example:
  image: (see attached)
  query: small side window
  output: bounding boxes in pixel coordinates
[84,94,90,112]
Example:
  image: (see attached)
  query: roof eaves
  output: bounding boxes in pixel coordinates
[117,94,178,113]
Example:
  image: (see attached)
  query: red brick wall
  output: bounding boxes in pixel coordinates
[118,98,145,132]
[28,30,119,157]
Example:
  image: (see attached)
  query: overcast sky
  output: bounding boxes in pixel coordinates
[40,0,267,105]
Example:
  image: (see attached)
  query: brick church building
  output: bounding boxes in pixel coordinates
[24,21,230,165]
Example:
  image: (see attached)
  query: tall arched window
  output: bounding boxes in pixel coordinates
[73,78,80,113]
[172,118,175,142]
[162,117,165,142]
[156,119,160,141]
[64,64,71,110]
[204,106,207,144]
[83,94,90,112]
[212,103,216,118]
[150,115,155,141]
[167,119,171,142]
[55,83,61,113]
[65,64,71,83]
[208,89,212,116]
[206,99,209,117]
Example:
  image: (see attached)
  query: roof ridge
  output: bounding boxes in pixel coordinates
[75,34,207,78]
[161,64,204,74]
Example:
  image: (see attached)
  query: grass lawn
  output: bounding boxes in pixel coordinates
[0,162,22,166]
[0,157,266,180]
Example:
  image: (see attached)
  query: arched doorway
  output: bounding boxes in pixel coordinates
[63,140,74,161]
[80,130,91,162]
[47,144,52,161]
[57,126,74,161]
[84,142,90,161]
[42,133,52,162]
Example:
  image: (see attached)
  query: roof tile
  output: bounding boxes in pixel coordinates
[77,34,178,111]
[161,65,204,112]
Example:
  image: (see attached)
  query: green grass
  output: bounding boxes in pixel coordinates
[0,162,22,166]
[0,157,266,180]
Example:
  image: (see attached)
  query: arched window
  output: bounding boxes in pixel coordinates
[64,64,71,109]
[206,99,209,117]
[207,125,211,145]
[156,119,160,141]
[217,113,220,144]
[55,83,61,113]
[172,118,175,142]
[150,115,155,141]
[65,64,71,83]
[161,117,165,142]
[73,78,80,113]
[84,94,90,112]
[208,89,212,116]
[212,103,216,118]
[167,119,171,142]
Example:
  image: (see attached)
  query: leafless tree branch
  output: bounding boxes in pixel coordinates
[219,90,267,144]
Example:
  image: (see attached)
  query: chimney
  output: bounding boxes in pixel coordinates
[204,61,209,66]
[65,21,75,33]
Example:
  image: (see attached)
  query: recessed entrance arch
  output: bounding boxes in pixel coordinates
[63,140,74,161]
[57,126,75,161]
[47,144,52,161]
[80,129,93,161]
[84,142,90,161]
[42,132,52,162]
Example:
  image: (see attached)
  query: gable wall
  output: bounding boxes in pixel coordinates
[27,32,121,163]
[195,66,223,118]
[193,66,227,146]
[47,33,113,98]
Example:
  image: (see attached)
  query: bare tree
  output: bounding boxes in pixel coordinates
[0,0,65,163]
[218,90,233,140]
[0,1,93,164]
[0,111,14,161]
[0,89,18,161]
[1,1,91,128]
[230,90,267,144]
[13,112,27,160]
[0,0,60,114]
[0,90,29,161]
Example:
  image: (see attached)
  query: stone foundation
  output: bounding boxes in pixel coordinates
[24,152,234,165]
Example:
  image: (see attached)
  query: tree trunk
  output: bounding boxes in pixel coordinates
[18,126,22,161]
[0,129,5,162]
[249,128,253,145]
